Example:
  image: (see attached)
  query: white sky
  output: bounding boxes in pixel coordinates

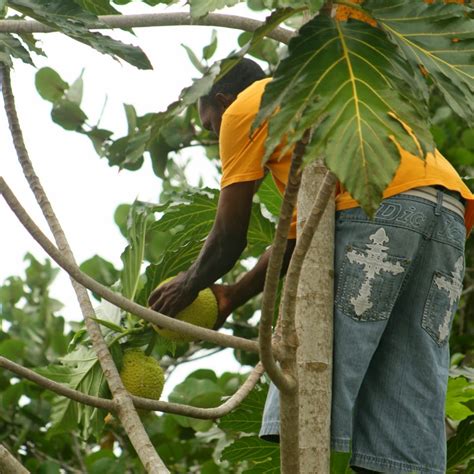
[0,2,267,396]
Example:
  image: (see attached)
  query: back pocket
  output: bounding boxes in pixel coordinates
[335,227,409,322]
[422,256,464,346]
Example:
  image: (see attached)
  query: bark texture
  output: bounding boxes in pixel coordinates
[0,445,29,474]
[296,161,335,473]
[0,12,293,43]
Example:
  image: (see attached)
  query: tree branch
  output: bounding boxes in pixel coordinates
[280,169,336,348]
[0,64,168,474]
[0,178,260,354]
[0,444,29,474]
[0,12,294,44]
[258,131,310,393]
[0,356,264,419]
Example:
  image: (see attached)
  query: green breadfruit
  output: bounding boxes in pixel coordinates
[119,349,164,400]
[153,276,218,342]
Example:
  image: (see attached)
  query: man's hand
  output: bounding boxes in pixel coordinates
[210,284,236,329]
[148,272,198,318]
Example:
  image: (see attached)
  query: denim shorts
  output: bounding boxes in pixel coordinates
[259,191,466,473]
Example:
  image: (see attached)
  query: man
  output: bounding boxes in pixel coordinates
[149,58,474,473]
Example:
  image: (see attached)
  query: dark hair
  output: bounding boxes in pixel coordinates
[203,58,266,104]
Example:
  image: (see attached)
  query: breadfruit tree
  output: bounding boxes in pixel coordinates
[0,0,473,473]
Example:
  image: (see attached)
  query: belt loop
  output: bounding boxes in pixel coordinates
[435,190,443,216]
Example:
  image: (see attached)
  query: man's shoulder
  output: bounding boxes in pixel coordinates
[224,78,272,118]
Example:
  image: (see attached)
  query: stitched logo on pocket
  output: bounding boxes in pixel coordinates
[347,228,406,317]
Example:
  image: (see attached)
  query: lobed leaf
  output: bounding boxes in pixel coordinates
[218,384,268,434]
[366,0,474,125]
[255,15,434,215]
[221,436,279,468]
[446,376,474,421]
[447,415,474,471]
[120,202,155,301]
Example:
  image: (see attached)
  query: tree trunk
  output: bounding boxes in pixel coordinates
[296,161,335,473]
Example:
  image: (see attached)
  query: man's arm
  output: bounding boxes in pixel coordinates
[211,238,296,328]
[148,181,256,317]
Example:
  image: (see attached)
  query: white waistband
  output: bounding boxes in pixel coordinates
[400,186,465,219]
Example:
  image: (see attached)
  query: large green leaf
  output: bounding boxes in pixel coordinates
[218,384,268,434]
[221,436,279,471]
[367,0,474,125]
[138,188,275,303]
[35,343,120,440]
[120,201,155,301]
[255,15,434,215]
[8,0,152,69]
[446,376,474,421]
[447,415,474,472]
[256,174,282,217]
[150,188,218,249]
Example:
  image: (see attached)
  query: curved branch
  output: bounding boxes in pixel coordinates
[280,169,336,351]
[0,356,264,419]
[0,444,29,474]
[0,64,168,474]
[0,12,294,44]
[0,179,259,354]
[258,131,310,393]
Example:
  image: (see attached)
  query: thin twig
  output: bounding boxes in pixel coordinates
[0,64,168,474]
[0,12,294,44]
[0,356,264,419]
[258,131,310,393]
[0,178,259,354]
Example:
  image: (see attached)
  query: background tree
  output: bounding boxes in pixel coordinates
[0,0,473,472]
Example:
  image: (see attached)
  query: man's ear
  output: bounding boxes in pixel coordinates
[215,92,235,110]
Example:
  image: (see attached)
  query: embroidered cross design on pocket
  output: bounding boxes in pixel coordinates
[347,228,406,317]
[432,257,463,343]
[422,256,464,345]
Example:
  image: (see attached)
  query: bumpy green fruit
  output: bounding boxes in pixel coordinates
[153,277,218,342]
[120,349,164,400]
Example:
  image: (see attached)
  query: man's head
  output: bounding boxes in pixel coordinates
[198,58,266,136]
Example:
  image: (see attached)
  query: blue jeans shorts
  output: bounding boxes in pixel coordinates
[259,191,466,473]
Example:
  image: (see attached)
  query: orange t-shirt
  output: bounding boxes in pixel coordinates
[219,78,474,237]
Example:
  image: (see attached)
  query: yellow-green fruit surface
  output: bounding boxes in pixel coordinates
[119,349,164,400]
[153,277,218,342]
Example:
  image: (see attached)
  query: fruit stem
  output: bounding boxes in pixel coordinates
[145,332,157,356]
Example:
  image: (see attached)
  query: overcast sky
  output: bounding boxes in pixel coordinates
[1,2,266,395]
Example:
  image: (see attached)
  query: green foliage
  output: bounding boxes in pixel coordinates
[120,201,155,302]
[447,416,474,472]
[367,0,474,125]
[0,32,34,66]
[189,0,241,19]
[80,255,120,291]
[139,187,274,305]
[255,14,434,216]
[218,384,268,433]
[257,174,282,217]
[446,376,474,421]
[8,0,152,69]
[221,436,279,471]
[36,343,117,440]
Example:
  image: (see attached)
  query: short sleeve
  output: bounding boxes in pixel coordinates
[219,110,266,189]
